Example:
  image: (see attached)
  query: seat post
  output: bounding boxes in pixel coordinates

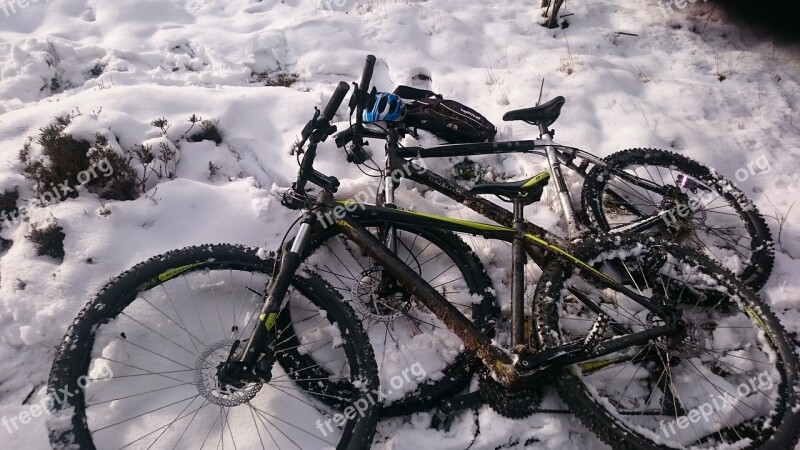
[511,198,526,349]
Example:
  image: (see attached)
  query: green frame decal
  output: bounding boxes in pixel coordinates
[158,262,205,283]
[260,312,278,330]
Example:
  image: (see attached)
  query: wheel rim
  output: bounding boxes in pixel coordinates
[65,265,364,449]
[541,241,793,448]
[597,162,758,280]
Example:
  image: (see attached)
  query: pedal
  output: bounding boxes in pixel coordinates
[431,391,484,431]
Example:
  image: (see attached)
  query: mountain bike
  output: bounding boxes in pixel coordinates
[334,56,773,291]
[293,55,775,416]
[273,82,800,448]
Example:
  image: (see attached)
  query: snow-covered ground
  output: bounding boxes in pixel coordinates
[0,0,798,448]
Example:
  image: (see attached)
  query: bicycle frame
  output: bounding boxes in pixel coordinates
[230,78,684,391]
[251,191,680,389]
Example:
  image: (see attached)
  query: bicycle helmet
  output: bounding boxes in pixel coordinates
[363,92,405,123]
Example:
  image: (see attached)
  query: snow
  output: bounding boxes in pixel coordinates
[0,0,798,449]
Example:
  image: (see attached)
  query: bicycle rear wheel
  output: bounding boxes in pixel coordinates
[534,235,800,449]
[48,244,379,450]
[581,148,774,290]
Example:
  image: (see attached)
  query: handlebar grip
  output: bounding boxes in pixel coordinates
[359,55,376,97]
[321,81,350,122]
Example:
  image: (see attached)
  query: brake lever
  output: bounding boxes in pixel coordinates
[300,108,322,141]
[348,82,360,115]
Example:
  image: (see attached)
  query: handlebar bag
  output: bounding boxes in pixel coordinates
[393,85,497,143]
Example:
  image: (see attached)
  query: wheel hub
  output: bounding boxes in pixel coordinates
[195,340,263,407]
[654,314,709,359]
[351,267,412,322]
[660,182,709,236]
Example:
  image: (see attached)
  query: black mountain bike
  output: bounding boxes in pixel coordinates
[49,79,800,449]
[296,56,775,416]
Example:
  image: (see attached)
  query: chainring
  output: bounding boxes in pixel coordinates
[479,371,543,419]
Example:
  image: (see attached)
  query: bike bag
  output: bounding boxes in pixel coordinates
[393,85,497,143]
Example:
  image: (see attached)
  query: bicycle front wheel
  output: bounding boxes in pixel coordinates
[534,235,800,449]
[48,244,379,450]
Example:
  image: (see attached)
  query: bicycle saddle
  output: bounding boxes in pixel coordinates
[470,172,550,204]
[502,96,566,127]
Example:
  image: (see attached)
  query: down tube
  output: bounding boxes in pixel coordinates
[331,212,515,379]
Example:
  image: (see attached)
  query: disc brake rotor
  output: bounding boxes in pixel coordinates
[350,266,412,322]
[195,340,262,407]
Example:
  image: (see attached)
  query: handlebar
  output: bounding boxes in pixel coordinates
[359,55,376,92]
[284,57,378,207]
[321,81,351,121]
[357,55,376,117]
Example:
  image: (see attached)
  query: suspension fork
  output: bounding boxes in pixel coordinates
[382,149,399,253]
[539,123,581,238]
[236,209,319,371]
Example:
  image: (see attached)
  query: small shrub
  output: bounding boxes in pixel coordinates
[208,161,222,179]
[252,71,299,87]
[90,143,138,201]
[22,115,90,198]
[87,63,105,79]
[187,119,223,144]
[157,142,178,179]
[0,188,19,249]
[22,119,140,202]
[151,117,171,135]
[450,158,490,183]
[26,222,65,261]
[42,43,72,94]
[0,188,19,222]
